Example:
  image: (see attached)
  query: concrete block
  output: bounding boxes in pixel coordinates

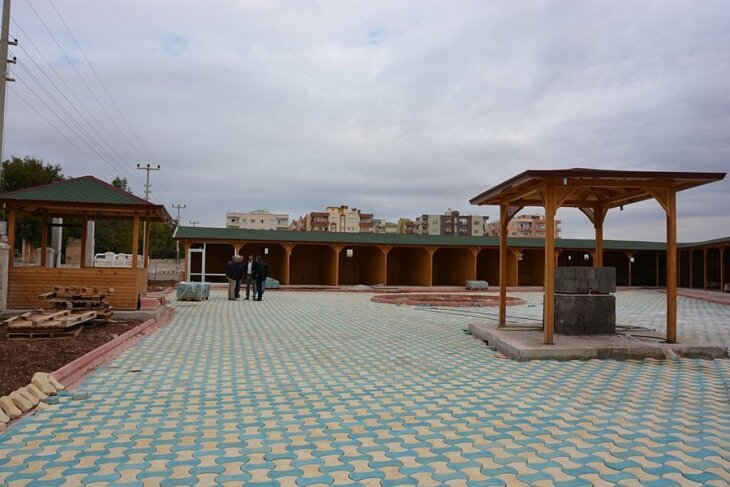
[25,383,48,401]
[554,294,616,335]
[17,387,39,406]
[48,375,65,392]
[555,267,616,294]
[0,406,9,423]
[9,391,34,412]
[466,280,489,290]
[35,402,49,410]
[0,395,23,419]
[32,372,57,396]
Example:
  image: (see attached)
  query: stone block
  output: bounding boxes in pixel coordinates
[555,267,616,294]
[9,391,34,412]
[465,280,489,290]
[48,374,65,392]
[554,294,616,335]
[32,372,57,396]
[25,383,48,401]
[0,406,9,423]
[265,277,280,289]
[17,387,39,406]
[0,395,22,419]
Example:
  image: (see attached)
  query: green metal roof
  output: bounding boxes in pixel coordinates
[174,226,670,251]
[678,235,730,249]
[0,176,154,206]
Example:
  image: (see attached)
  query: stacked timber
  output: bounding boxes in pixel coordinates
[39,286,114,322]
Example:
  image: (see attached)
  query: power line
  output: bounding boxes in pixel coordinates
[45,0,183,205]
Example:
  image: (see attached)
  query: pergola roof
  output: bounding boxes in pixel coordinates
[469,168,726,208]
[0,176,171,221]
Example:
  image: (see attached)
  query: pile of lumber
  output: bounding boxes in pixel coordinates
[39,286,114,322]
[3,309,97,339]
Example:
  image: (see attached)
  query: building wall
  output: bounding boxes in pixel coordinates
[417,211,488,236]
[486,214,562,239]
[292,206,375,233]
[227,210,289,231]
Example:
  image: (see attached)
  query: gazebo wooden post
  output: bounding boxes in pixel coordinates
[40,211,48,267]
[132,214,140,269]
[666,189,677,343]
[144,214,151,269]
[543,183,556,345]
[7,207,15,268]
[498,204,508,327]
[80,215,88,268]
[594,207,605,267]
[625,251,636,287]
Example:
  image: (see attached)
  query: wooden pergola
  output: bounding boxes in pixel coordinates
[470,168,726,345]
[0,176,171,310]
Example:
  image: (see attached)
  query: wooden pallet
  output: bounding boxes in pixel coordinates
[8,326,83,339]
[5,309,97,330]
[38,286,114,323]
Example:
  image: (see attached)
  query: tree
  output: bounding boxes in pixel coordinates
[111,176,131,192]
[1,156,63,192]
[1,156,64,252]
[95,176,133,254]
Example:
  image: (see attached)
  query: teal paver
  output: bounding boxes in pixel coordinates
[0,289,729,485]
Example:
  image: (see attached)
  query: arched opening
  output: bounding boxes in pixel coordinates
[518,249,544,286]
[706,247,721,289]
[679,251,691,287]
[290,244,337,285]
[239,243,287,284]
[604,251,629,286]
[691,249,703,288]
[432,248,475,286]
[476,249,499,286]
[386,247,431,286]
[338,246,385,285]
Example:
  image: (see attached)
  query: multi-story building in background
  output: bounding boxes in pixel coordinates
[373,219,398,233]
[397,218,418,234]
[226,209,289,230]
[415,210,489,236]
[291,206,374,233]
[485,214,561,238]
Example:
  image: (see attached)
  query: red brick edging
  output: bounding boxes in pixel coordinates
[52,308,174,389]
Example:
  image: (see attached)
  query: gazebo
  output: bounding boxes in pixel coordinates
[0,176,170,310]
[470,168,726,345]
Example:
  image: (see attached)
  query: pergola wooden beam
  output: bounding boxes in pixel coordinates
[470,168,725,345]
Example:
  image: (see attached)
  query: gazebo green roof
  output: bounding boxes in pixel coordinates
[0,175,171,221]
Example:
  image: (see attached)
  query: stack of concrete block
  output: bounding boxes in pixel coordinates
[466,280,489,290]
[0,372,65,429]
[554,267,616,335]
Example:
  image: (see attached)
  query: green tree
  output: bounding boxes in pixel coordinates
[1,156,64,252]
[94,176,134,254]
[1,156,63,192]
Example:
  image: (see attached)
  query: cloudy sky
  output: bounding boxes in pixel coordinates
[4,0,729,242]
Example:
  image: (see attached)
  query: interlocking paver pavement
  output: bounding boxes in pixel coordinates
[1,289,729,486]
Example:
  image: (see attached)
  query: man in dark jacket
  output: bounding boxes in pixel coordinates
[254,256,268,301]
[225,255,243,300]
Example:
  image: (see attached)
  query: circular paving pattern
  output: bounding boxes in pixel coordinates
[371,293,525,307]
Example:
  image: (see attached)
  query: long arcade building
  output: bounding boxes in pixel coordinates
[174,227,730,290]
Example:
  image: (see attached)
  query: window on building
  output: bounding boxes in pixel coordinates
[432,219,438,225]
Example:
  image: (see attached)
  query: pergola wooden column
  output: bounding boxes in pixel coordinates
[470,169,725,345]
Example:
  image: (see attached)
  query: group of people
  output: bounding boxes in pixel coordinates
[225,254,268,301]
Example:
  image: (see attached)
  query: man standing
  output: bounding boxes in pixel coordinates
[225,255,242,300]
[254,255,268,301]
[244,255,255,300]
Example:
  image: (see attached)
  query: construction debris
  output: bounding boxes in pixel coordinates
[39,286,114,322]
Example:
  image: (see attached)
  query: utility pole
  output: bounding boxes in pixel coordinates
[172,203,186,268]
[136,163,160,201]
[189,220,199,227]
[0,0,17,210]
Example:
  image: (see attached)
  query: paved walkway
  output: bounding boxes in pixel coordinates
[1,290,729,486]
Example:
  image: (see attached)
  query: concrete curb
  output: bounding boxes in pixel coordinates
[52,307,174,390]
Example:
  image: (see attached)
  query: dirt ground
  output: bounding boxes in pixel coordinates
[0,320,142,397]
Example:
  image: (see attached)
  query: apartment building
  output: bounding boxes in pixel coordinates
[485,213,562,238]
[416,210,489,236]
[373,219,398,233]
[226,209,289,230]
[397,218,418,234]
[291,205,374,233]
